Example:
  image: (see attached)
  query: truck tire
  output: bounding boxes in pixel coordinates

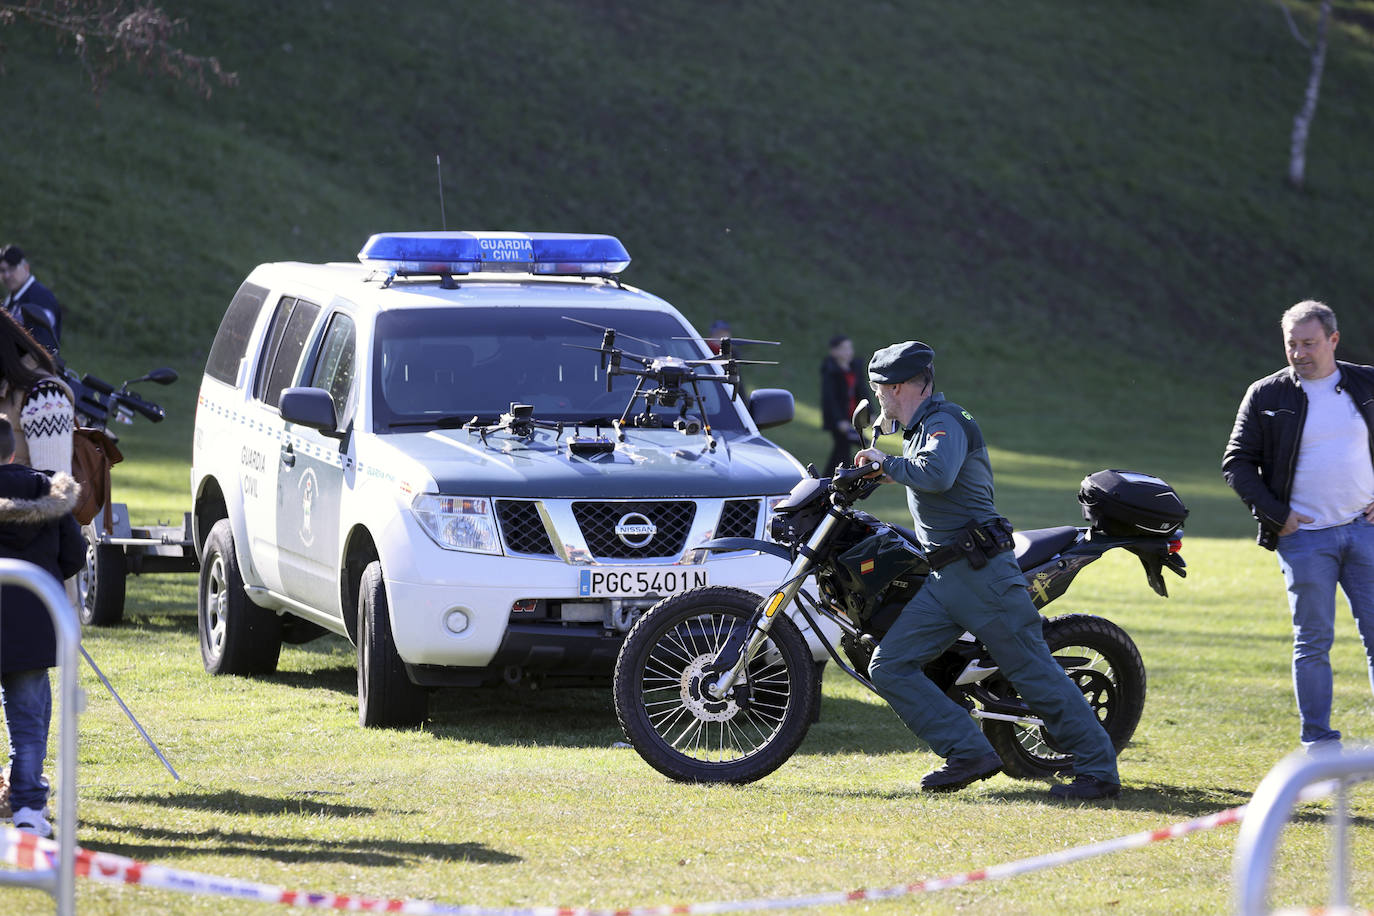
[356,560,428,728]
[198,519,282,675]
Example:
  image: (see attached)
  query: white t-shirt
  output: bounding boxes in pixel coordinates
[1290,370,1374,529]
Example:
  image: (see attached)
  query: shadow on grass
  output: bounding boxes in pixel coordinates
[267,665,357,694]
[79,819,521,867]
[84,790,522,866]
[114,613,199,635]
[99,789,376,818]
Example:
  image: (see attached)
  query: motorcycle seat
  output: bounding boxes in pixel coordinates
[1013,526,1081,571]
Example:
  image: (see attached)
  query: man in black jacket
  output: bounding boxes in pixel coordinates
[1222,300,1374,751]
[0,245,62,354]
[0,418,85,837]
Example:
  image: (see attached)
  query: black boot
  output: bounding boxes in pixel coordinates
[920,752,1002,792]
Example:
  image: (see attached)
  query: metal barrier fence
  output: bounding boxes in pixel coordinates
[0,558,81,916]
[1233,744,1374,915]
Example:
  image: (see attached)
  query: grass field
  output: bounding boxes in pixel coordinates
[5,519,1374,913]
[4,0,1374,911]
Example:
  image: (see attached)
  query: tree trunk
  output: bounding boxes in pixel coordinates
[1288,0,1332,189]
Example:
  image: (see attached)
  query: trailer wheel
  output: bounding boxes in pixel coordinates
[78,524,126,626]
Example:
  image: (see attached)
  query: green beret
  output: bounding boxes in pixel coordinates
[868,341,935,385]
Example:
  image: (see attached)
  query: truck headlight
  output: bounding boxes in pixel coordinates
[411,494,501,554]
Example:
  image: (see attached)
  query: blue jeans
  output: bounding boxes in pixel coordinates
[1275,516,1374,745]
[1,668,52,813]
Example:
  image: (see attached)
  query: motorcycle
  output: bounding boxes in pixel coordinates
[612,401,1187,784]
[62,364,196,626]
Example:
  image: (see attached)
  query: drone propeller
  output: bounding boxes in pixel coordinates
[565,316,658,350]
[673,335,780,347]
[684,357,779,367]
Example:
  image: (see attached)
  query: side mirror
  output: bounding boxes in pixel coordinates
[144,367,179,385]
[851,399,873,444]
[852,398,898,449]
[279,386,343,438]
[747,388,794,430]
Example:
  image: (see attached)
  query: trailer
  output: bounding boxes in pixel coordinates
[80,505,199,626]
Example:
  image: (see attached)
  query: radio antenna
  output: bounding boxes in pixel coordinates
[435,154,447,229]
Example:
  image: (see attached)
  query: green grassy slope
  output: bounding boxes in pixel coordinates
[3,0,1373,534]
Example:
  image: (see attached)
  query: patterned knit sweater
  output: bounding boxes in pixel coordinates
[19,379,74,475]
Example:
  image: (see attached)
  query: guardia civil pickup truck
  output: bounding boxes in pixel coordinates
[191,231,818,726]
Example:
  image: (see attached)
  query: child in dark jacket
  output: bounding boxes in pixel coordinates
[0,417,85,837]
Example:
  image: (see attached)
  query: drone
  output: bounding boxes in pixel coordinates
[464,402,564,445]
[563,317,778,450]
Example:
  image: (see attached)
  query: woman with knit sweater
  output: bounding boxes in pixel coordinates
[0,311,73,476]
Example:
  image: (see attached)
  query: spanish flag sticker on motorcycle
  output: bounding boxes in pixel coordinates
[860,558,876,575]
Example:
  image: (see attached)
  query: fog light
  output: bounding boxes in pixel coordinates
[443,608,471,635]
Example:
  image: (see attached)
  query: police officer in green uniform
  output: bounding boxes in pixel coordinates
[853,341,1121,800]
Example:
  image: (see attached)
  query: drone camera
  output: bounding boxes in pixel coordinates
[674,417,702,436]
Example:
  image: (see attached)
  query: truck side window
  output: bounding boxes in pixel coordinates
[309,313,357,424]
[257,298,322,409]
[205,281,269,386]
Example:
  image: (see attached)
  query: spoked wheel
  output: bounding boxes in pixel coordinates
[613,586,816,784]
[982,613,1146,779]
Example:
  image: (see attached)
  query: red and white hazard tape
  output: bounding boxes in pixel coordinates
[0,783,1338,914]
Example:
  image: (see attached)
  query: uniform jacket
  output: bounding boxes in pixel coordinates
[0,467,85,674]
[1222,360,1374,550]
[880,394,998,549]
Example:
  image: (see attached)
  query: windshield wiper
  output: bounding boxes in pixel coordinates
[387,415,478,429]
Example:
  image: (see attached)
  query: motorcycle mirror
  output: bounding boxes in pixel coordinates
[851,399,874,449]
[129,367,179,386]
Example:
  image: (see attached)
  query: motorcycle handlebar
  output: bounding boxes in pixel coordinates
[829,461,884,502]
[114,389,165,423]
[81,373,116,396]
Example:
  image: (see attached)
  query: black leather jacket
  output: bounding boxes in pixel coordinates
[1222,361,1374,550]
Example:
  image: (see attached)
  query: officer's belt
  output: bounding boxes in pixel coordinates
[925,517,1015,572]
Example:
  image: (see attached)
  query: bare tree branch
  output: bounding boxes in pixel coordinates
[0,0,236,97]
[1274,0,1313,49]
[1287,0,1332,188]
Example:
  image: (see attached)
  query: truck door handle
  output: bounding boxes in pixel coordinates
[281,442,296,468]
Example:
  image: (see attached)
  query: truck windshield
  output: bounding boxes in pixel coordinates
[370,307,749,433]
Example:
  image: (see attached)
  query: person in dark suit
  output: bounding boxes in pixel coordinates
[0,245,62,354]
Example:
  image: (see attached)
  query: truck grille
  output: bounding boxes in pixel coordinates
[718,499,760,539]
[572,500,697,559]
[496,500,556,556]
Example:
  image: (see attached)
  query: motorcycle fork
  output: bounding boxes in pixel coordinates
[705,512,842,700]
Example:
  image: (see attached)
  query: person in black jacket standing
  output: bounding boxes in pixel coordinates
[820,334,861,473]
[0,418,85,837]
[0,245,62,355]
[1222,300,1374,752]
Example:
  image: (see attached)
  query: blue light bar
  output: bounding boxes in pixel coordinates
[357,231,631,277]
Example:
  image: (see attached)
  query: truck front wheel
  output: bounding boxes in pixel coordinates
[356,560,428,728]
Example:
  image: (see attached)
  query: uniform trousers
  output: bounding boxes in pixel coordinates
[868,551,1119,783]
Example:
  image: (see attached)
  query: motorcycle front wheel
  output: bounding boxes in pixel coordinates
[613,586,817,784]
[982,612,1146,779]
